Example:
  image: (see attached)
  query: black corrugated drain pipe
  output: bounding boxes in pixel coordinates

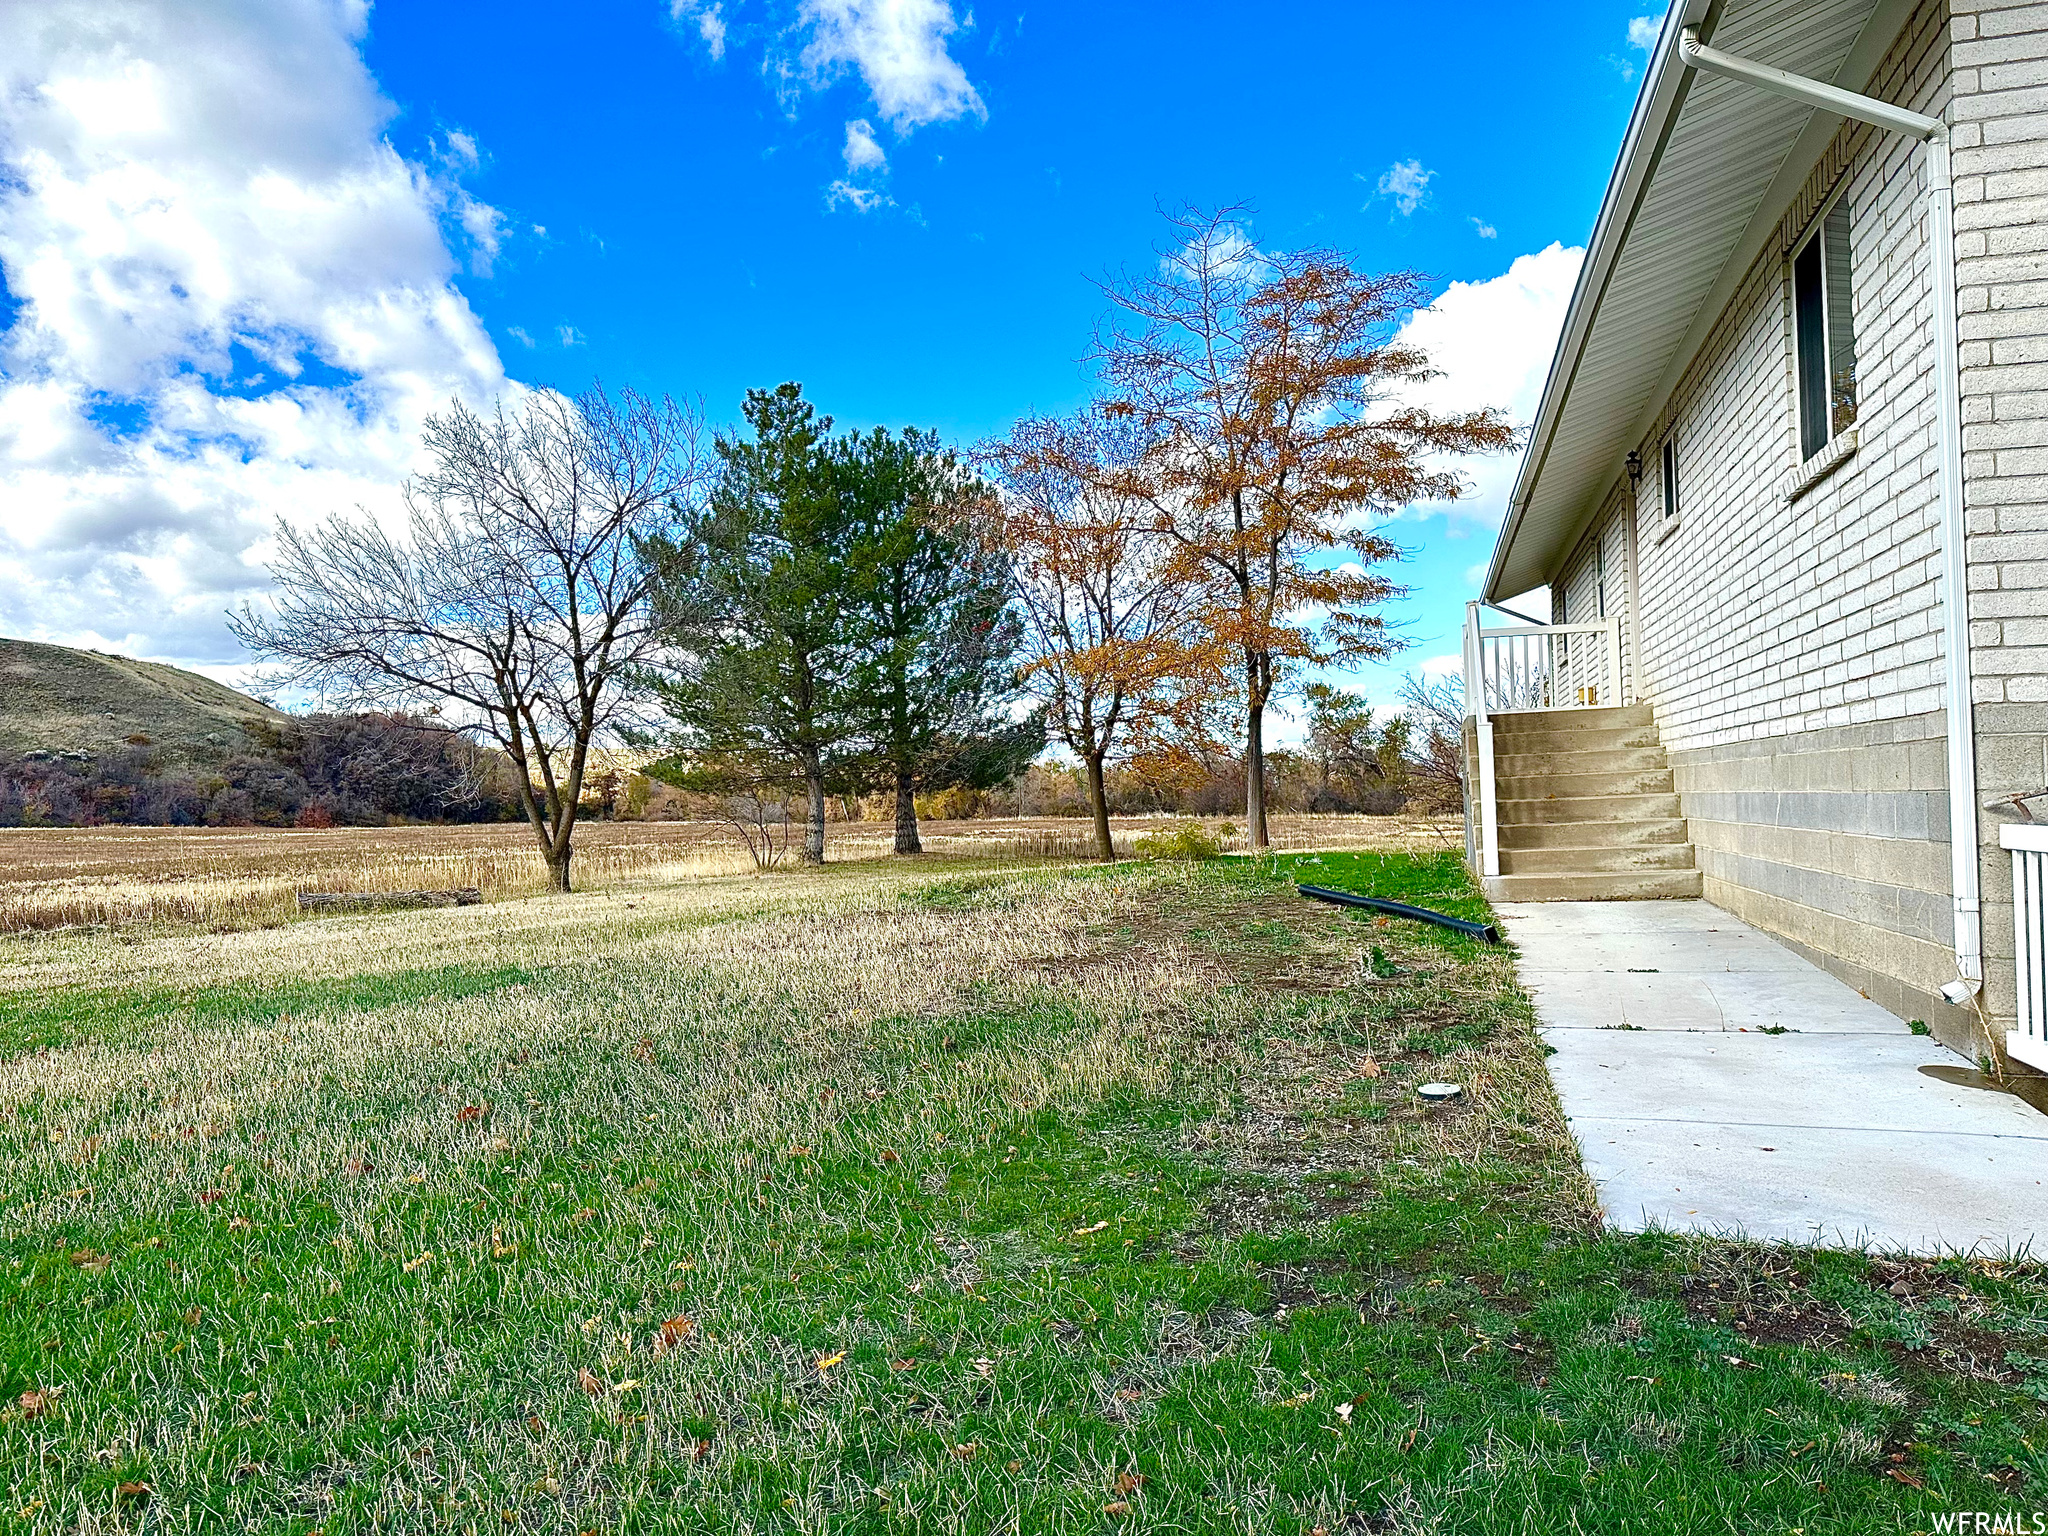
[1295,884,1501,945]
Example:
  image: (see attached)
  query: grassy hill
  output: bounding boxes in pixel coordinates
[0,638,287,768]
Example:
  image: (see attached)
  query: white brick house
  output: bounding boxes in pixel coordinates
[1467,0,2048,1081]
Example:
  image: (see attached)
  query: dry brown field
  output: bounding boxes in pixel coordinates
[0,812,1458,933]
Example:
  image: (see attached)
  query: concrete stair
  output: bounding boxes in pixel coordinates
[1481,703,1702,902]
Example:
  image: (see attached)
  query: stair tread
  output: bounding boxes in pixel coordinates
[1483,869,1704,902]
[1478,702,1701,899]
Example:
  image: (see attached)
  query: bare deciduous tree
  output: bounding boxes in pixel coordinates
[1397,668,1468,813]
[983,406,1225,860]
[230,385,705,892]
[1096,206,1519,849]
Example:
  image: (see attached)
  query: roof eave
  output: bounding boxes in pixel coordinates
[1482,0,1721,605]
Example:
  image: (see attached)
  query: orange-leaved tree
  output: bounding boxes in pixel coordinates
[1095,207,1519,849]
[983,406,1228,860]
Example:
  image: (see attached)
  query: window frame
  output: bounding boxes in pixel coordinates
[1792,188,1857,464]
[1661,435,1679,523]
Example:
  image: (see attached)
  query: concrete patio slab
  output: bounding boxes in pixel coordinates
[1500,898,2048,1255]
[1564,1118,2046,1251]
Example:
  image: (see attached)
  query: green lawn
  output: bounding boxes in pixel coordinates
[1,851,2042,1532]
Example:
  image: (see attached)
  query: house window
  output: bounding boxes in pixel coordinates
[1794,199,1857,462]
[1661,436,1678,521]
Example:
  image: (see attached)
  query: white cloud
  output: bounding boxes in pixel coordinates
[0,0,510,666]
[456,192,507,274]
[506,325,537,348]
[669,0,728,60]
[1627,14,1662,52]
[1376,158,1433,216]
[1387,242,1585,547]
[699,5,729,58]
[441,129,481,171]
[1470,216,1497,239]
[557,325,586,347]
[825,179,892,213]
[842,117,888,172]
[799,0,985,131]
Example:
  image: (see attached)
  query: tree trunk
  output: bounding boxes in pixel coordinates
[1245,698,1270,851]
[893,763,922,855]
[545,839,572,893]
[802,770,827,865]
[1084,752,1114,861]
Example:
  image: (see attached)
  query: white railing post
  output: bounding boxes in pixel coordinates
[1476,720,1500,881]
[1606,615,1624,706]
[1465,602,1500,880]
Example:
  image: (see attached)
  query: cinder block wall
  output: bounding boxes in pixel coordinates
[1951,0,2048,1047]
[1546,0,2028,1060]
[1673,715,1960,1028]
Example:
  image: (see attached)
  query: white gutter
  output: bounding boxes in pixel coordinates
[1678,27,1982,997]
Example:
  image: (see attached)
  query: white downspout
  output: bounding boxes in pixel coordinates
[1679,27,1983,997]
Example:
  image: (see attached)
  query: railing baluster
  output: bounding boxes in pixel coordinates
[1472,616,1622,714]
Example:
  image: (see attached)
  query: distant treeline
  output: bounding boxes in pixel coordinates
[0,713,511,829]
[2,691,1461,832]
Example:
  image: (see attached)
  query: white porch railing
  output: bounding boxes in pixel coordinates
[1461,603,1627,881]
[1999,822,2048,1072]
[1466,609,1625,714]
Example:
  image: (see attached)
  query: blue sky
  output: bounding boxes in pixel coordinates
[0,0,1664,728]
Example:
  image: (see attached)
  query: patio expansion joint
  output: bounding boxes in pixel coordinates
[1564,1113,2048,1143]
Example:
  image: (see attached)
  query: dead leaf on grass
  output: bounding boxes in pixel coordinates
[651,1316,695,1356]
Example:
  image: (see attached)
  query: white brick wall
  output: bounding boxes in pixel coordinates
[1555,0,1954,750]
[1954,0,2048,714]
